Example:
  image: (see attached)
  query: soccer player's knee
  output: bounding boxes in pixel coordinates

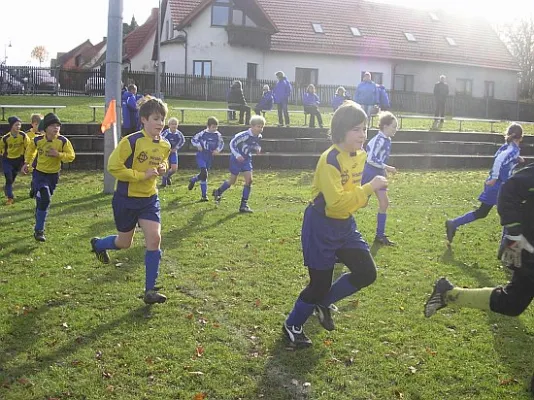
[246,178,253,186]
[199,168,208,181]
[474,206,491,219]
[490,287,531,317]
[349,263,377,288]
[145,233,161,250]
[171,165,178,173]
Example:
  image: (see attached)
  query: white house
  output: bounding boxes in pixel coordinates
[123,8,158,72]
[158,0,520,101]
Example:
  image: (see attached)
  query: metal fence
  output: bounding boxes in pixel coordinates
[1,65,534,121]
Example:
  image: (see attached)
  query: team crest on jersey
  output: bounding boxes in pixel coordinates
[137,151,148,163]
[341,170,349,185]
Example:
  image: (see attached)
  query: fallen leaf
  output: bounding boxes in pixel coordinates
[212,323,220,328]
[102,371,113,379]
[425,347,437,356]
[186,313,194,320]
[96,350,103,360]
[291,379,299,385]
[408,366,417,374]
[196,346,205,357]
[189,371,204,376]
[17,377,33,386]
[394,389,404,399]
[71,360,82,366]
[106,385,114,392]
[255,299,261,308]
[323,339,333,347]
[61,322,69,329]
[303,382,311,388]
[193,393,207,400]
[344,357,354,366]
[399,306,405,311]
[499,378,519,386]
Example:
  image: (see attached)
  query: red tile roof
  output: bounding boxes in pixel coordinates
[123,8,159,61]
[168,0,519,71]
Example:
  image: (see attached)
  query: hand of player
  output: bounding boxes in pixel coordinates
[385,165,397,174]
[157,163,167,175]
[485,178,497,187]
[369,175,388,191]
[518,156,525,164]
[171,148,177,154]
[47,148,59,157]
[144,168,159,180]
[236,155,245,162]
[22,163,29,175]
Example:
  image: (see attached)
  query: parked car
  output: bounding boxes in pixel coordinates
[85,76,106,95]
[9,68,60,94]
[0,69,24,94]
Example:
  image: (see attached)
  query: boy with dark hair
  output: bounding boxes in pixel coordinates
[90,96,171,304]
[1,116,29,205]
[23,113,75,241]
[188,117,224,201]
[212,115,265,213]
[26,114,43,198]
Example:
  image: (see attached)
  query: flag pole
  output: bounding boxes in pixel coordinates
[103,0,123,194]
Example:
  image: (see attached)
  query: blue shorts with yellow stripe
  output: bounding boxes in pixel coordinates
[112,192,160,232]
[301,204,368,270]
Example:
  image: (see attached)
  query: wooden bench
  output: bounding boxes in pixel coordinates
[89,105,104,122]
[0,105,66,121]
[452,117,500,132]
[173,107,234,123]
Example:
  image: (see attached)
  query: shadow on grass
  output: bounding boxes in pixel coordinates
[441,248,534,393]
[0,304,150,382]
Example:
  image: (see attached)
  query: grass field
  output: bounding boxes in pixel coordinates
[1,95,533,135]
[1,169,534,400]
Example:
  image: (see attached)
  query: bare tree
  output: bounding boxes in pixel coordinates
[500,16,534,99]
[31,45,49,67]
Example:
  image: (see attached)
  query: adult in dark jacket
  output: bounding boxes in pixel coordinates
[354,72,378,119]
[432,75,449,129]
[273,71,292,126]
[227,80,251,125]
[121,84,141,136]
[254,84,274,115]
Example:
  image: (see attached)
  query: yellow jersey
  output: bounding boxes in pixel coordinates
[25,134,76,173]
[311,144,374,219]
[108,130,171,198]
[26,127,43,141]
[0,131,30,159]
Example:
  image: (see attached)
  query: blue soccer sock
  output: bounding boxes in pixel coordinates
[452,211,476,228]
[242,185,251,203]
[145,249,162,291]
[4,183,13,199]
[218,180,231,195]
[320,273,359,306]
[166,169,176,178]
[286,298,316,327]
[376,212,387,237]
[200,181,207,197]
[95,235,119,252]
[35,209,48,231]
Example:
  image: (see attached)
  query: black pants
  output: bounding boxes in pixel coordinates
[490,257,534,316]
[474,202,493,220]
[434,99,446,121]
[277,102,290,126]
[254,107,262,116]
[230,105,251,125]
[304,105,323,128]
[298,248,377,305]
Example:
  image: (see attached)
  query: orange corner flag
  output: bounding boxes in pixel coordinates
[101,99,117,133]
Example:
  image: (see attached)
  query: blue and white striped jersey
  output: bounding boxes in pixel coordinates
[365,131,391,169]
[229,129,262,159]
[161,128,185,151]
[191,129,224,153]
[489,141,521,181]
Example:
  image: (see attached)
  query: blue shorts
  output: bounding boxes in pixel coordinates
[2,156,24,179]
[301,204,369,270]
[112,193,160,232]
[196,152,213,170]
[229,156,252,175]
[33,169,59,195]
[361,163,387,191]
[478,180,502,206]
[168,152,178,166]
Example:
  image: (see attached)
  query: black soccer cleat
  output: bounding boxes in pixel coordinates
[143,290,167,304]
[445,220,456,243]
[424,277,454,318]
[282,322,312,348]
[34,230,46,242]
[200,196,209,202]
[212,189,222,205]
[315,304,335,331]
[166,177,172,186]
[188,179,195,191]
[374,235,396,246]
[90,237,110,264]
[29,187,35,198]
[239,204,253,213]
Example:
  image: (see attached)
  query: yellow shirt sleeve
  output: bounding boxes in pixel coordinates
[24,138,37,165]
[107,138,145,182]
[319,163,374,215]
[59,139,75,163]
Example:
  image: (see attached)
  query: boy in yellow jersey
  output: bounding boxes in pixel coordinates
[1,116,30,205]
[23,113,75,242]
[26,114,43,198]
[90,96,171,305]
[283,102,387,348]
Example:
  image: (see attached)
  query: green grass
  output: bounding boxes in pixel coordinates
[1,170,534,399]
[1,95,533,134]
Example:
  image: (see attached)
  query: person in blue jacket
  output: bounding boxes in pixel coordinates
[354,72,378,119]
[121,84,142,136]
[377,85,391,111]
[302,84,323,128]
[254,85,274,115]
[273,71,292,127]
[332,86,350,111]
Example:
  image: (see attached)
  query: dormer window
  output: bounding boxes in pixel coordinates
[429,12,439,21]
[350,27,361,36]
[312,23,324,33]
[446,37,457,46]
[404,32,417,42]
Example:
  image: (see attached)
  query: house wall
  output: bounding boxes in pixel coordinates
[130,31,156,72]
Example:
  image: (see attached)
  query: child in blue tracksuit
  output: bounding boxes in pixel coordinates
[212,115,265,213]
[121,84,142,136]
[362,112,398,246]
[446,123,524,243]
[254,85,274,115]
[161,117,185,187]
[303,84,323,128]
[332,86,350,111]
[283,101,388,348]
[188,117,224,201]
[377,85,391,111]
[274,71,292,126]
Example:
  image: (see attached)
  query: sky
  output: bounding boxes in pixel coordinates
[1,0,533,66]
